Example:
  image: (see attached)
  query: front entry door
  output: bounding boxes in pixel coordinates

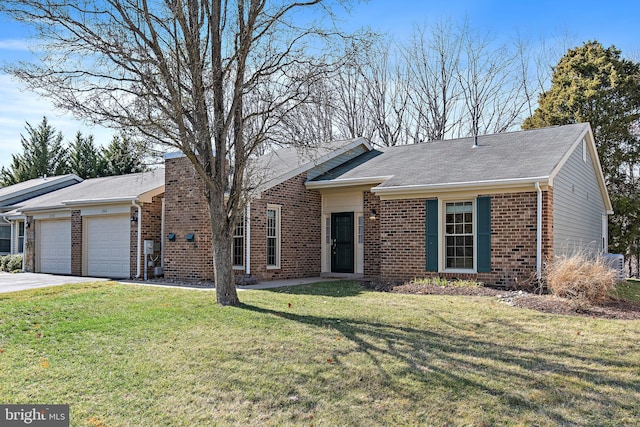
[331,212,354,273]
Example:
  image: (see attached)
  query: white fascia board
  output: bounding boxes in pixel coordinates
[62,197,137,207]
[263,138,373,191]
[371,176,551,197]
[305,176,393,190]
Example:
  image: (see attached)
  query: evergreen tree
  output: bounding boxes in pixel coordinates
[100,134,147,176]
[0,117,69,186]
[68,131,102,179]
[523,41,640,260]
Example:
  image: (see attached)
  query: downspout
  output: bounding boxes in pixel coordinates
[21,215,27,272]
[245,202,251,275]
[132,200,142,278]
[535,182,542,280]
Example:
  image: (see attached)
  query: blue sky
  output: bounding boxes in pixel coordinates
[0,0,639,170]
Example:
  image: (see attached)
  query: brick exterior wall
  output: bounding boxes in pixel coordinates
[378,190,554,287]
[249,173,322,281]
[131,195,164,278]
[163,157,214,280]
[71,210,82,275]
[163,156,322,282]
[363,190,381,278]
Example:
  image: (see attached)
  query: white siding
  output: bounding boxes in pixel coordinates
[553,139,607,256]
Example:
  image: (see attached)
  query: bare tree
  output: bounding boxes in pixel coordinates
[402,21,463,142]
[1,0,359,306]
[457,24,527,138]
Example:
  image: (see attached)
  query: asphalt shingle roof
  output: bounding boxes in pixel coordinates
[0,174,81,206]
[313,124,590,187]
[13,169,164,212]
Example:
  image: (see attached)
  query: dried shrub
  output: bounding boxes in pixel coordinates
[6,255,23,273]
[545,253,617,304]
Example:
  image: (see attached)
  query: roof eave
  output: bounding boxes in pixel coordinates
[371,176,551,197]
[0,174,82,204]
[305,176,394,189]
[261,138,373,192]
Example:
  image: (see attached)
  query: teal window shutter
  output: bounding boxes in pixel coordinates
[425,199,438,272]
[476,196,491,273]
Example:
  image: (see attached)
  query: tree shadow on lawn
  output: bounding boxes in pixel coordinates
[240,302,639,424]
[266,281,363,297]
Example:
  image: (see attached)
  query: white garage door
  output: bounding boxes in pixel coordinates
[86,215,131,278]
[38,220,72,274]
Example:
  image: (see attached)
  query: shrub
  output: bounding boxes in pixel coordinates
[0,255,7,272]
[411,277,482,288]
[6,255,23,272]
[545,253,617,304]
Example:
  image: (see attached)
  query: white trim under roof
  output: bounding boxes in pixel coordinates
[371,176,551,197]
[263,138,373,191]
[305,176,393,189]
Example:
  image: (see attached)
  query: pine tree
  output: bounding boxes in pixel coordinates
[0,117,69,186]
[100,134,147,176]
[523,41,640,260]
[68,131,102,179]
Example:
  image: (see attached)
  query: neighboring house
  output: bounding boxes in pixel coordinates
[163,123,612,287]
[0,175,82,256]
[4,170,164,278]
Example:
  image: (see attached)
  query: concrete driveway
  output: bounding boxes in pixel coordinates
[0,272,108,294]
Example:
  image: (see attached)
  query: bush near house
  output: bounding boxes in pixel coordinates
[545,253,618,303]
[0,255,23,273]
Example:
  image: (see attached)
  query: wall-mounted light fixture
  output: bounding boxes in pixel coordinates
[369,209,377,221]
[25,221,31,229]
[186,233,195,242]
[167,233,176,242]
[130,215,138,223]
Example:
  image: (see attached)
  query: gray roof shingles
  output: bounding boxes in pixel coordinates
[13,169,164,212]
[312,124,590,187]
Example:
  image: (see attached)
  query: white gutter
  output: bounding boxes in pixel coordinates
[245,202,251,275]
[132,200,142,278]
[535,182,542,280]
[161,198,165,268]
[371,176,550,196]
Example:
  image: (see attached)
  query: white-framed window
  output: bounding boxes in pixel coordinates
[266,204,281,269]
[17,221,25,253]
[0,224,9,254]
[232,216,244,268]
[358,215,364,244]
[444,201,474,270]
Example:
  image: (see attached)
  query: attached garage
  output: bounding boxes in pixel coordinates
[85,215,131,278]
[38,220,72,274]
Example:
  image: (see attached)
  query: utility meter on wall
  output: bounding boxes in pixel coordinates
[144,240,155,255]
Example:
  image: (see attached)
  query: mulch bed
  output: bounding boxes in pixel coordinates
[383,282,640,320]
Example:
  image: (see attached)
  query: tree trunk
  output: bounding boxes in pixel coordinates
[209,201,240,306]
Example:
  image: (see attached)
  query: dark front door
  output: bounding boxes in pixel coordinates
[331,212,354,273]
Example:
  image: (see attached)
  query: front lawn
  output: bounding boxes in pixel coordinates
[0,281,638,426]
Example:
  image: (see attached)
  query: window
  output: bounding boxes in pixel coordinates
[445,201,473,269]
[358,215,364,244]
[232,216,244,268]
[17,221,25,253]
[267,205,281,268]
[0,225,9,254]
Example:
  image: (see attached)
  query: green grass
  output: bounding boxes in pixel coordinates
[615,280,640,303]
[1,281,639,426]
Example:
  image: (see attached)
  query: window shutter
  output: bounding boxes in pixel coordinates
[425,199,438,272]
[476,196,491,273]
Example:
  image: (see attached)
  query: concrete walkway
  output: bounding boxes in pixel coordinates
[0,272,108,294]
[0,271,338,294]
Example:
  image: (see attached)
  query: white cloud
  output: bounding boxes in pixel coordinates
[0,73,115,169]
[0,38,32,51]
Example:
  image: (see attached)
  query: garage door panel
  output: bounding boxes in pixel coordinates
[39,220,71,275]
[86,215,130,278]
